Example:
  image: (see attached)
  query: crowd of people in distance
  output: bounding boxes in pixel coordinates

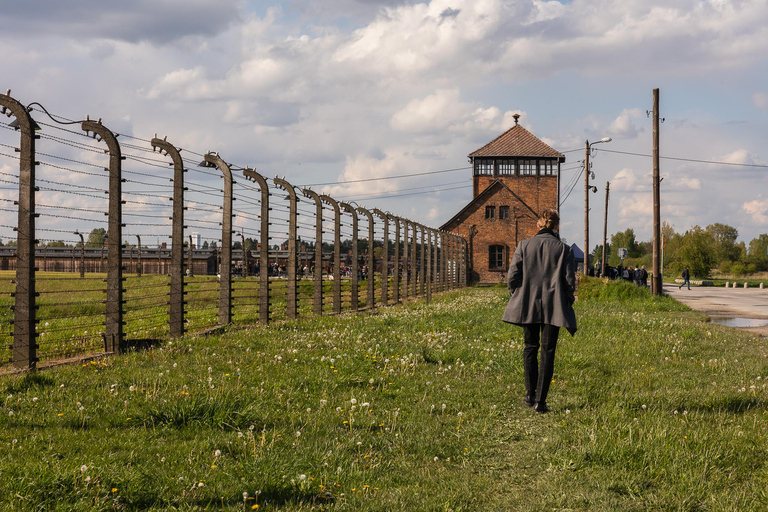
[593,264,648,287]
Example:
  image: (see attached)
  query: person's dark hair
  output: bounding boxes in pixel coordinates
[537,209,559,230]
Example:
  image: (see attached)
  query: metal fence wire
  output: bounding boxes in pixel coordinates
[0,91,468,371]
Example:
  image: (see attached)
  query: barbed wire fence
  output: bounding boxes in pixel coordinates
[0,90,468,371]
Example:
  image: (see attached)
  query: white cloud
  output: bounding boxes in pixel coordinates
[715,149,764,166]
[389,89,518,137]
[610,168,638,191]
[608,109,643,139]
[743,199,768,225]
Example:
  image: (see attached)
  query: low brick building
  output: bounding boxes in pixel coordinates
[441,115,565,284]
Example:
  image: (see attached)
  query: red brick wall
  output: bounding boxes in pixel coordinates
[459,176,557,283]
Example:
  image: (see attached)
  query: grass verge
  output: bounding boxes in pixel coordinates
[1,278,767,510]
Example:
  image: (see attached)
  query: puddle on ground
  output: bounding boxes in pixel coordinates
[710,317,768,328]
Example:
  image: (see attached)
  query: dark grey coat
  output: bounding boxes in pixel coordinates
[501,229,577,335]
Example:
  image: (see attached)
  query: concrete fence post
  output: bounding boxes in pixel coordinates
[136,235,142,277]
[75,231,85,278]
[410,220,418,297]
[202,153,233,325]
[391,215,401,303]
[356,206,375,309]
[340,202,359,311]
[242,168,270,324]
[151,136,185,337]
[2,91,38,369]
[275,178,299,320]
[302,188,324,316]
[321,195,342,314]
[425,228,432,303]
[373,209,389,306]
[187,235,194,278]
[401,218,409,300]
[82,117,123,353]
[419,224,426,297]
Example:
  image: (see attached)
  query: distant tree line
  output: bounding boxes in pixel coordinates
[592,223,768,279]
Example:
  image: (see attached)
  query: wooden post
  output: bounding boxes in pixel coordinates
[652,88,662,296]
[601,182,609,277]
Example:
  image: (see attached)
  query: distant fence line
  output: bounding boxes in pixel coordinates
[0,90,468,371]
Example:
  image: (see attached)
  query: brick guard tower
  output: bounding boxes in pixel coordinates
[440,115,565,283]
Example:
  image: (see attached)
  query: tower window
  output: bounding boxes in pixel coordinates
[474,160,494,176]
[489,244,506,270]
[499,206,509,220]
[519,160,536,176]
[497,159,515,175]
[539,160,556,176]
[485,206,495,219]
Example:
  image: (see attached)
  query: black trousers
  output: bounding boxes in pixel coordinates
[523,324,560,404]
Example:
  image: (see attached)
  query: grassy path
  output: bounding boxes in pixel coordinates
[1,279,767,510]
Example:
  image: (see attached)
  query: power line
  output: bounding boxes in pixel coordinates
[337,184,471,202]
[601,148,768,169]
[298,166,471,187]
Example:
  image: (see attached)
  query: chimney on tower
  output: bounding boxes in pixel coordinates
[513,113,520,125]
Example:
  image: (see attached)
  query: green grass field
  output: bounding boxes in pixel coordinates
[1,278,767,510]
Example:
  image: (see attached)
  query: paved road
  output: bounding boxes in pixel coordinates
[663,283,768,336]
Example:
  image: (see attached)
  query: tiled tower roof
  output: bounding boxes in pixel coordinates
[469,124,564,158]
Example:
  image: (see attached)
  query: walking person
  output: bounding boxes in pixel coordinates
[679,266,691,290]
[502,209,577,414]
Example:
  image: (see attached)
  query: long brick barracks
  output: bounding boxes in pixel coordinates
[441,115,565,284]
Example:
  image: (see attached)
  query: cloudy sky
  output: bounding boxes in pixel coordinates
[1,0,767,251]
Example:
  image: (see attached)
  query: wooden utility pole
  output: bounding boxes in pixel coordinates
[652,88,662,296]
[601,182,610,277]
[583,140,590,274]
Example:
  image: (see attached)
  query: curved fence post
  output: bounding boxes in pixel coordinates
[75,231,85,278]
[373,209,389,306]
[275,177,298,320]
[302,188,324,316]
[2,91,38,369]
[451,234,457,289]
[242,168,270,324]
[187,235,194,278]
[356,206,375,309]
[320,195,342,314]
[152,137,184,337]
[202,153,233,325]
[390,215,400,303]
[401,217,409,300]
[82,117,123,353]
[340,202,358,311]
[419,224,426,297]
[440,231,446,293]
[425,227,432,303]
[460,236,467,287]
[410,220,418,297]
[432,228,439,294]
[135,235,142,277]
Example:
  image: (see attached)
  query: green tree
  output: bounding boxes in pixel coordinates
[705,223,740,264]
[608,229,639,266]
[747,234,768,271]
[678,226,716,278]
[86,228,107,248]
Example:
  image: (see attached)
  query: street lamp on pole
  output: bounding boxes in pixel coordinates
[584,137,611,274]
